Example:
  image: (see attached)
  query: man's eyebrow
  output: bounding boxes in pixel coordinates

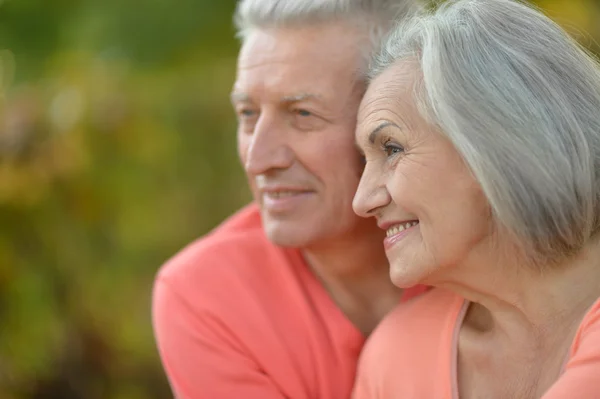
[368,121,401,144]
[230,92,250,103]
[230,92,322,105]
[281,93,322,104]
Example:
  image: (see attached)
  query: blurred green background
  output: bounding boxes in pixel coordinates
[1,0,599,398]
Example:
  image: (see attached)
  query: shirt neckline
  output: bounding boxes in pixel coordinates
[285,248,366,350]
[451,298,471,399]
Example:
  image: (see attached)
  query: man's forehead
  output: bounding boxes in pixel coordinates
[237,29,315,69]
[232,27,366,109]
[232,58,364,102]
[237,24,366,73]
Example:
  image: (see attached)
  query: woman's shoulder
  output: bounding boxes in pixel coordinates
[541,296,600,398]
[569,296,600,355]
[381,287,465,333]
[353,288,465,398]
[361,287,465,367]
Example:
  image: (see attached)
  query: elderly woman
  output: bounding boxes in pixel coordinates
[351,0,600,397]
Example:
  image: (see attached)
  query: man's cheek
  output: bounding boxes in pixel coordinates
[237,139,249,168]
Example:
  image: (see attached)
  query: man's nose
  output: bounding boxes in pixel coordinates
[244,114,294,175]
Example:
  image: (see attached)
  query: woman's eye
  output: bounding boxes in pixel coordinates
[383,141,404,157]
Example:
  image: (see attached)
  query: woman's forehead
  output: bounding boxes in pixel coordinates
[359,66,420,122]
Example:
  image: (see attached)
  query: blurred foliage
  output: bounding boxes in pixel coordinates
[0,0,599,398]
[0,0,249,398]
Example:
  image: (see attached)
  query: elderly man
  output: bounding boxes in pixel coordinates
[152,1,424,398]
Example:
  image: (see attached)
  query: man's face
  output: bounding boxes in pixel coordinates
[232,23,376,247]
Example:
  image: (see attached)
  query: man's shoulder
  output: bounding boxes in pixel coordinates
[156,203,294,292]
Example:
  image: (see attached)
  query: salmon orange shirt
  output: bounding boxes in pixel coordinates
[353,288,600,398]
[152,203,427,399]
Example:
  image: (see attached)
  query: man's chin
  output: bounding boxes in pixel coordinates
[262,218,315,248]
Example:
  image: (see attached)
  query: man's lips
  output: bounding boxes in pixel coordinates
[259,186,315,213]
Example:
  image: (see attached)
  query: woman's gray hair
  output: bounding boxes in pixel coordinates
[372,0,600,265]
[234,0,424,58]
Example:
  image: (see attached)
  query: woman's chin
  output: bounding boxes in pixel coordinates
[389,261,428,289]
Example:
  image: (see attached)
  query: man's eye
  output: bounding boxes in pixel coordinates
[291,108,325,131]
[239,109,257,118]
[294,109,312,117]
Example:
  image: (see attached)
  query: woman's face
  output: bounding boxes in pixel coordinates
[353,61,493,288]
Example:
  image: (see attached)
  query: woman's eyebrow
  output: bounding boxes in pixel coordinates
[369,121,401,144]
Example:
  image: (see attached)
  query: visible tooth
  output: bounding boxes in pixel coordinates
[269,191,297,198]
[387,221,422,237]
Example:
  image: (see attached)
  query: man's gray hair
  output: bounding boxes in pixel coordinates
[371,0,600,266]
[234,0,424,56]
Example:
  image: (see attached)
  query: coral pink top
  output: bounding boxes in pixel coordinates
[152,203,428,399]
[353,288,600,398]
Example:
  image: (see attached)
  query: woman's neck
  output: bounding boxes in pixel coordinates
[432,240,600,342]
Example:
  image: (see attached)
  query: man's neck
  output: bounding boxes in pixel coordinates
[301,228,402,336]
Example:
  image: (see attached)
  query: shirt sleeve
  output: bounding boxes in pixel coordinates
[542,302,600,398]
[152,278,288,399]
